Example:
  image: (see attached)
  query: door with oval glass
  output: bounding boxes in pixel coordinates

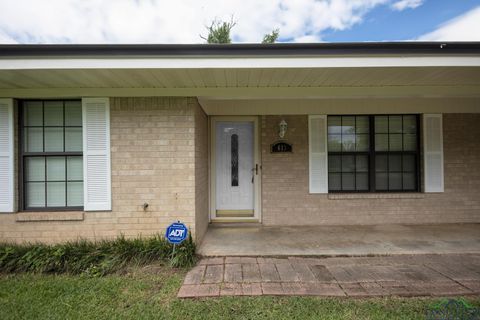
[211,117,260,221]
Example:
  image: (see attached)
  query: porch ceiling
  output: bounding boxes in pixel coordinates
[1,66,480,100]
[1,66,480,89]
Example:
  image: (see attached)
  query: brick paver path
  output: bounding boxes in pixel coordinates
[178,254,480,298]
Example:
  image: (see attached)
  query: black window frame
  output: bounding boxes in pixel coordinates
[327,116,371,192]
[19,99,84,211]
[327,114,421,193]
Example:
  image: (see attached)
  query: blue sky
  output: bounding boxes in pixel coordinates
[322,0,480,42]
[0,0,479,44]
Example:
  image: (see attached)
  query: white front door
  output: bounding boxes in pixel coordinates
[211,118,260,220]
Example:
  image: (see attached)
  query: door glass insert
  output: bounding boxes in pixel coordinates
[231,134,239,186]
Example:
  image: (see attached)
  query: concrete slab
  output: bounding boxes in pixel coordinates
[224,264,242,282]
[203,265,223,284]
[197,224,480,256]
[178,253,480,298]
[242,263,262,282]
[178,284,220,298]
[259,263,281,282]
[183,265,205,285]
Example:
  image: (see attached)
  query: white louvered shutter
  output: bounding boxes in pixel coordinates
[423,114,444,192]
[82,98,111,211]
[0,99,14,212]
[309,115,328,193]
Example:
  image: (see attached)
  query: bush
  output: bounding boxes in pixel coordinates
[0,233,196,276]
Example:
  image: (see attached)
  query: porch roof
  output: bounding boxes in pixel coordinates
[0,42,480,102]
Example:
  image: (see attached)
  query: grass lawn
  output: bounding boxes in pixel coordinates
[0,266,479,320]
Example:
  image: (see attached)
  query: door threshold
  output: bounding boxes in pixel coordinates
[216,210,254,218]
[211,218,259,224]
[210,222,263,228]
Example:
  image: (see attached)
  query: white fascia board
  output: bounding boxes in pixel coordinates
[1,56,480,70]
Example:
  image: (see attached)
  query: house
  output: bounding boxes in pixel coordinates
[0,42,479,246]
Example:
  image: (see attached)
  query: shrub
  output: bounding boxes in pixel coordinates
[0,233,196,276]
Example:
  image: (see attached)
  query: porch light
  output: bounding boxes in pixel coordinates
[279,119,288,139]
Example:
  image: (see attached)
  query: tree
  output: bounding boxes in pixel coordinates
[201,19,280,44]
[262,29,280,44]
[201,18,236,44]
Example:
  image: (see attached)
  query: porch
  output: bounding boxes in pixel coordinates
[1,44,480,245]
[197,223,480,256]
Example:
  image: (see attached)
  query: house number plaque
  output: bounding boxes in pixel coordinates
[271,141,292,153]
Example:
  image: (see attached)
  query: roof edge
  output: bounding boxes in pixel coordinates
[1,42,480,57]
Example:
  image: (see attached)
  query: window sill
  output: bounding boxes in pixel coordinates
[15,211,84,222]
[328,193,424,200]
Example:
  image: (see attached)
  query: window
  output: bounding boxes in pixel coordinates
[20,100,83,210]
[327,115,419,192]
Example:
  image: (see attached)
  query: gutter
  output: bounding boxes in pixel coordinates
[1,42,480,57]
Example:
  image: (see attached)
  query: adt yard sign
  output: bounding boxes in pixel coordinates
[166,222,188,244]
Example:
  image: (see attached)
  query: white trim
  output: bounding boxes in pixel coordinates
[209,116,261,222]
[82,97,112,211]
[0,98,14,212]
[309,115,328,194]
[1,56,480,70]
[423,114,444,193]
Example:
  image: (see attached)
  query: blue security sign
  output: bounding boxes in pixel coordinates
[165,222,188,244]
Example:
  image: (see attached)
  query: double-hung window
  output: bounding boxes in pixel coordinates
[327,115,420,192]
[20,100,83,210]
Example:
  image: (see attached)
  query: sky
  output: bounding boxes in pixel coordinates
[0,0,479,44]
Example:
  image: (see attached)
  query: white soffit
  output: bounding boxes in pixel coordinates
[0,67,480,89]
[1,55,480,99]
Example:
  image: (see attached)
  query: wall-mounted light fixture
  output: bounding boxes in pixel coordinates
[279,119,288,139]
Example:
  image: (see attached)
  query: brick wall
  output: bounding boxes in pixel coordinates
[261,114,480,226]
[2,103,478,243]
[194,101,209,244]
[0,97,209,243]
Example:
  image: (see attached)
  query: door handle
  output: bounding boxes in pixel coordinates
[252,164,259,183]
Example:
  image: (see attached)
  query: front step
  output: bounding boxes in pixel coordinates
[216,210,254,218]
[210,218,259,224]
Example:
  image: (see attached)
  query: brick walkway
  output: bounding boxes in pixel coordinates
[178,254,480,298]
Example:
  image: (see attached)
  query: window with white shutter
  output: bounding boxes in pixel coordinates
[423,114,444,192]
[19,100,83,210]
[309,115,328,193]
[310,114,421,193]
[82,98,111,211]
[0,98,14,212]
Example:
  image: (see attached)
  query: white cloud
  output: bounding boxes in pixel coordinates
[0,30,17,44]
[294,35,322,43]
[391,0,423,11]
[0,0,392,44]
[419,6,480,41]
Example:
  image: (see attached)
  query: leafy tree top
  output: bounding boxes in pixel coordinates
[201,19,236,44]
[262,29,280,44]
[201,19,280,44]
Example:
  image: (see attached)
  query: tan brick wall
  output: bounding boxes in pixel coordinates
[261,114,480,226]
[0,97,209,243]
[194,104,209,244]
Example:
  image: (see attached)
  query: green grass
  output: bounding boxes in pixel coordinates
[1,267,479,320]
